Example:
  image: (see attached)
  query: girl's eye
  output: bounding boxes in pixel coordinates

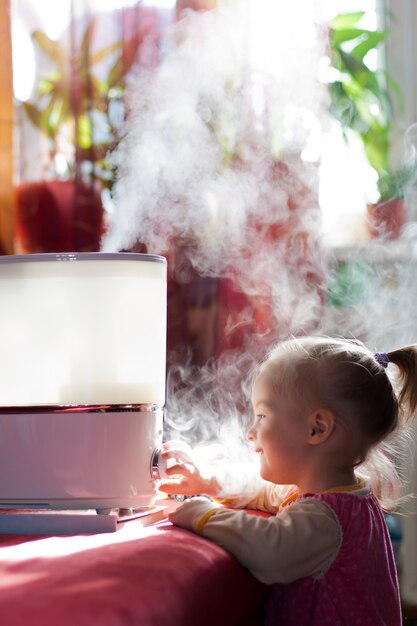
[256,414,266,421]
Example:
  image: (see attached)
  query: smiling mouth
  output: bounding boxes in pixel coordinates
[256,448,264,455]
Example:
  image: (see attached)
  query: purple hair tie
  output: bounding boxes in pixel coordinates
[375,352,390,368]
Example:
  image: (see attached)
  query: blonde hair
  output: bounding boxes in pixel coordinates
[261,336,417,511]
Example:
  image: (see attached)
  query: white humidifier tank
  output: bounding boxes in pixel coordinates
[0,253,167,512]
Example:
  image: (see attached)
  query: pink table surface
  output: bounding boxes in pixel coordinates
[0,508,267,626]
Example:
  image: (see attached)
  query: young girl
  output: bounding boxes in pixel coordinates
[159,335,417,626]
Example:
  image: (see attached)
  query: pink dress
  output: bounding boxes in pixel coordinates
[266,491,401,625]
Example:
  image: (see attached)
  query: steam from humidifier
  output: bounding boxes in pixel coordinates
[102,1,326,269]
[111,3,417,455]
[100,0,330,445]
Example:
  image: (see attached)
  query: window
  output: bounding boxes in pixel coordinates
[320,0,380,246]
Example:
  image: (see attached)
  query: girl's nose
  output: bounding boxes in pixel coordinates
[246,423,256,442]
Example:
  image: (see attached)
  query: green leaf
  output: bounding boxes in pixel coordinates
[362,126,389,174]
[351,31,387,61]
[90,41,120,65]
[83,75,104,110]
[49,98,65,130]
[331,12,366,31]
[77,113,93,149]
[107,56,124,89]
[80,18,96,61]
[42,97,64,135]
[32,30,66,67]
[338,50,383,93]
[22,101,43,129]
[377,165,416,200]
[331,28,372,47]
[327,259,373,307]
[37,77,56,96]
[119,35,143,76]
[330,78,391,160]
[329,81,357,128]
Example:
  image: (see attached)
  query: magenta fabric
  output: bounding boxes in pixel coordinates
[0,519,267,626]
[267,491,401,626]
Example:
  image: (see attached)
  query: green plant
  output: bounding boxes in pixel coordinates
[328,11,409,201]
[376,164,416,201]
[22,19,141,190]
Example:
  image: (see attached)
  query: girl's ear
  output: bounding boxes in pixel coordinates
[307,408,335,445]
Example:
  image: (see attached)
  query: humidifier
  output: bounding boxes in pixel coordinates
[0,253,167,513]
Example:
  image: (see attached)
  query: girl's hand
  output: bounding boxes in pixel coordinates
[168,496,222,532]
[157,440,227,497]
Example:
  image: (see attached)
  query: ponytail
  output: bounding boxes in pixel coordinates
[387,345,417,422]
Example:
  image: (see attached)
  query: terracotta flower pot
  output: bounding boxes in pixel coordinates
[367,198,405,240]
[16,180,103,253]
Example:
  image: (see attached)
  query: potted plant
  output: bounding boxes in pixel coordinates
[328,11,415,238]
[367,164,416,239]
[328,11,394,172]
[16,18,144,252]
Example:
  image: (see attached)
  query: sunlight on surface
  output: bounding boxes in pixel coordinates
[0,521,160,562]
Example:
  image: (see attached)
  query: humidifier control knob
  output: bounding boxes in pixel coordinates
[150,446,166,481]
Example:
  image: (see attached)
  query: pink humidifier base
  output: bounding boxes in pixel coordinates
[0,405,164,512]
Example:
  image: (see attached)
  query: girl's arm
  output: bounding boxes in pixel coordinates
[169,496,341,584]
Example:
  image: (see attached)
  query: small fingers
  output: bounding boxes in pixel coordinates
[157,481,184,495]
[157,480,197,496]
[161,442,194,465]
[164,461,195,477]
[162,440,192,454]
[161,451,195,466]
